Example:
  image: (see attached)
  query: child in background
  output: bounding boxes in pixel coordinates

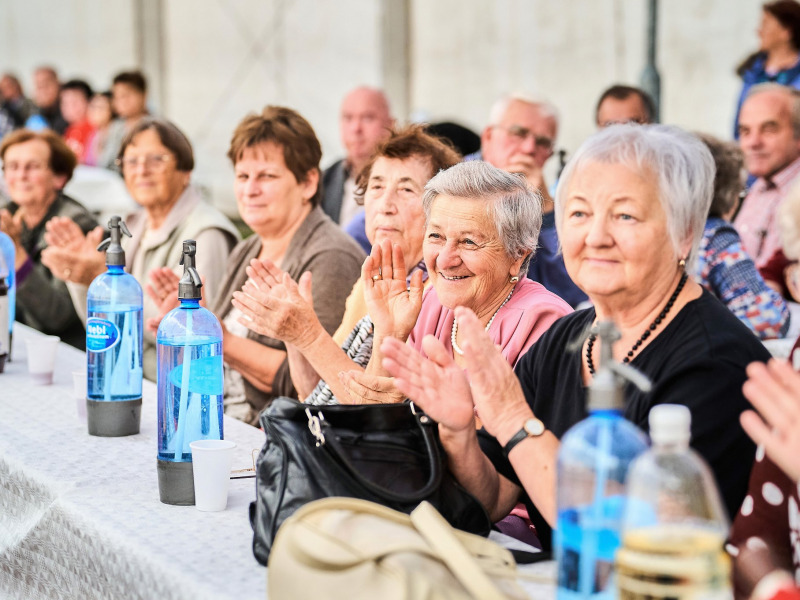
[85,92,115,167]
[61,79,95,164]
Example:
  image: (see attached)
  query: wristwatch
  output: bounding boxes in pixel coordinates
[503,417,545,457]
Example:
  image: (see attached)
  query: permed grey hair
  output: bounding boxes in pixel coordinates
[744,82,800,139]
[422,161,543,276]
[554,124,715,271]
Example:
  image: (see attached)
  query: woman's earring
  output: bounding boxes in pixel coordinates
[678,257,687,270]
[510,275,520,283]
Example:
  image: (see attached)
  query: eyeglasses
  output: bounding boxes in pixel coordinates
[116,154,174,172]
[2,161,49,175]
[494,125,554,152]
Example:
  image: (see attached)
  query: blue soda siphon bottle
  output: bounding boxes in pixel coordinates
[86,216,143,436]
[555,321,651,600]
[156,240,224,505]
[0,231,15,360]
[0,262,8,370]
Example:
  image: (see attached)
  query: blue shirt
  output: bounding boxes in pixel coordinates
[526,211,588,308]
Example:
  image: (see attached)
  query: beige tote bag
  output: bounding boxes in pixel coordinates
[267,497,532,600]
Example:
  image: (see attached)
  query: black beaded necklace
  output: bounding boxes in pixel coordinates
[585,271,689,376]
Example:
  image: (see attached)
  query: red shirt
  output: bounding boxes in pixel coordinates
[64,119,96,164]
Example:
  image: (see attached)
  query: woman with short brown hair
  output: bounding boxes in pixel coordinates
[0,128,97,347]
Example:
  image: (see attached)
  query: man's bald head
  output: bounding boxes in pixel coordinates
[340,86,394,172]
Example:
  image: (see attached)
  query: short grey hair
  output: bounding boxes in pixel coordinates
[422,161,543,276]
[554,124,715,271]
[745,82,800,139]
[487,92,560,135]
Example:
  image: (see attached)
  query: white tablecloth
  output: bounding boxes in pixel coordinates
[0,325,267,600]
[0,325,556,599]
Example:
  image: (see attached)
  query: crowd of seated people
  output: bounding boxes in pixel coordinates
[4,18,800,592]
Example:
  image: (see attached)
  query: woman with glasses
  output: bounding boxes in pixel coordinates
[42,118,239,376]
[144,106,365,425]
[0,129,98,348]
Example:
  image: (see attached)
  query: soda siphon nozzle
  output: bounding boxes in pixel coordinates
[96,215,131,267]
[588,320,651,412]
[178,240,203,300]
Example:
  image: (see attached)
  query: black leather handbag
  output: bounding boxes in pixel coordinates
[250,397,492,565]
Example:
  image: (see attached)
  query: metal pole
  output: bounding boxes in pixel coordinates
[640,0,661,122]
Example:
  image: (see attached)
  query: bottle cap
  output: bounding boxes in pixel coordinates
[96,216,131,266]
[649,404,691,447]
[178,240,203,300]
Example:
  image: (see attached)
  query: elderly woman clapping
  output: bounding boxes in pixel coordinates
[231,126,460,405]
[235,159,572,405]
[381,125,771,551]
[0,129,98,348]
[40,118,240,377]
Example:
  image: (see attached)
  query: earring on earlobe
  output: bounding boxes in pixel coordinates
[678,257,687,270]
[510,275,520,283]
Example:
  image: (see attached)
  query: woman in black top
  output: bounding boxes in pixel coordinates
[381,124,770,551]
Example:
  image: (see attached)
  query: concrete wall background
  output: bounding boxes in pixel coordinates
[0,0,764,215]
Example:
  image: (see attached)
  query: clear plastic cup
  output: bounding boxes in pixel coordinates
[72,370,87,422]
[190,440,236,511]
[25,335,60,385]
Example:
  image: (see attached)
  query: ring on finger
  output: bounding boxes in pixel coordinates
[372,274,381,281]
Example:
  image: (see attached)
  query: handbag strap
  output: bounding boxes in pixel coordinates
[313,407,444,503]
[411,502,510,600]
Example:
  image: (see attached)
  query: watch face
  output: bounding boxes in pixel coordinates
[524,418,545,436]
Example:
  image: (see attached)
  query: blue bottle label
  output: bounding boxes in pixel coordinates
[86,317,121,352]
[168,355,223,396]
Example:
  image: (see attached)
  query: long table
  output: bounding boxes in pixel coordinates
[0,325,556,599]
[0,325,267,600]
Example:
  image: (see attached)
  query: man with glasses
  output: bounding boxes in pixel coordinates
[595,84,655,128]
[467,93,587,307]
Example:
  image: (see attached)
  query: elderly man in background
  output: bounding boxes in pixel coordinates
[595,84,656,128]
[321,87,393,248]
[469,92,587,307]
[26,66,67,135]
[735,83,800,267]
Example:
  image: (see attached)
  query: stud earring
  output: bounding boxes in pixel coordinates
[678,257,686,270]
[510,275,519,283]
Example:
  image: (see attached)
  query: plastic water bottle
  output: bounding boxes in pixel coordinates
[617,405,731,599]
[556,321,650,600]
[156,240,224,505]
[0,231,15,359]
[86,216,143,436]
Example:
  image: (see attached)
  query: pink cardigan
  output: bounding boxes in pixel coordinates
[408,278,572,367]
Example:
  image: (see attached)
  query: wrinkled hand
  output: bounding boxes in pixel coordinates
[363,238,424,341]
[145,267,180,333]
[741,359,800,482]
[230,258,317,347]
[381,335,475,432]
[338,369,406,405]
[453,307,532,442]
[41,220,106,284]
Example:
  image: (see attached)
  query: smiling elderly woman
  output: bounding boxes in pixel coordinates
[381,124,771,553]
[236,160,572,407]
[0,129,98,348]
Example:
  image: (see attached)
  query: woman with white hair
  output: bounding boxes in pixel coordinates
[235,160,572,405]
[382,124,771,552]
